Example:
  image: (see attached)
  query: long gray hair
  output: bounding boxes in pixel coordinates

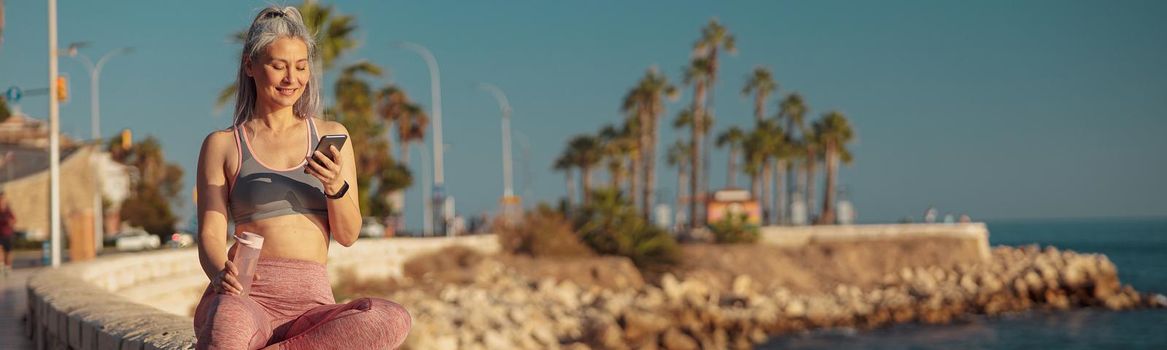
[231,6,322,126]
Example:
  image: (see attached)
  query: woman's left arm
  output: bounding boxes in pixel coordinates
[306,120,362,246]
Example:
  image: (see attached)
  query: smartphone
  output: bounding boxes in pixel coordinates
[314,134,348,159]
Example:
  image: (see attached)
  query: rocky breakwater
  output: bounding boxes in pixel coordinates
[362,245,1166,350]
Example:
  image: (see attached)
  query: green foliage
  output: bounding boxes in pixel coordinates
[105,134,183,237]
[497,204,593,258]
[121,186,180,237]
[572,189,679,269]
[0,98,11,122]
[708,213,760,244]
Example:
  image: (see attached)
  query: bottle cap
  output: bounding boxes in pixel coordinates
[234,232,265,249]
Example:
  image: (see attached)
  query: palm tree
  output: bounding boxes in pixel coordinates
[813,111,855,225]
[666,140,690,229]
[777,92,807,224]
[749,121,786,225]
[599,124,635,194]
[216,0,359,110]
[742,132,765,207]
[715,126,745,188]
[693,19,736,224]
[622,67,678,218]
[567,135,604,205]
[802,129,821,223]
[742,66,777,123]
[553,153,576,206]
[376,85,428,169]
[375,84,427,223]
[682,58,713,227]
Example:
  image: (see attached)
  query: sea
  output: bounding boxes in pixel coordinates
[762,217,1167,349]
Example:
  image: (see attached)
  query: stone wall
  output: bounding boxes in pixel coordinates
[25,235,498,350]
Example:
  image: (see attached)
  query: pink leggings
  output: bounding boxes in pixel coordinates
[193,257,411,350]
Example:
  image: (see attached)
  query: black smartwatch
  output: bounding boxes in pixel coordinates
[326,181,349,199]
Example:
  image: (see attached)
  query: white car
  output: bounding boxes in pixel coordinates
[360,218,385,238]
[113,229,161,251]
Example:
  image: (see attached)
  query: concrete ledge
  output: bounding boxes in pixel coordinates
[26,235,499,350]
[760,223,992,261]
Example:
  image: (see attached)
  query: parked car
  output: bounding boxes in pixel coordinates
[111,229,161,251]
[360,218,385,238]
[167,232,195,248]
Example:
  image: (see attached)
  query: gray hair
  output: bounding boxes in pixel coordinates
[231,6,322,126]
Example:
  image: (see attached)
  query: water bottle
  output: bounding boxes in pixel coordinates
[232,232,264,296]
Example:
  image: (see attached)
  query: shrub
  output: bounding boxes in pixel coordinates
[708,213,760,244]
[496,204,594,258]
[572,189,679,269]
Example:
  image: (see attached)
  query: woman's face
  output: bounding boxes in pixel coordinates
[246,37,310,111]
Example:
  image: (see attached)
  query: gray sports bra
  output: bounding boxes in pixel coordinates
[228,118,329,224]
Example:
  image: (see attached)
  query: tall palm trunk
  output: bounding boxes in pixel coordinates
[819,145,838,225]
[762,158,774,225]
[565,170,576,206]
[644,106,661,221]
[631,148,642,210]
[726,146,738,188]
[581,166,594,205]
[609,164,622,193]
[689,86,707,229]
[793,161,806,223]
[754,92,766,124]
[750,171,761,206]
[775,159,786,225]
[676,165,688,229]
[805,148,817,223]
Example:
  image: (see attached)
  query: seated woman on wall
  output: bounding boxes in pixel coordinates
[192,6,411,350]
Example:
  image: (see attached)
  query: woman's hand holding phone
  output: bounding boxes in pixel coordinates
[306,135,347,196]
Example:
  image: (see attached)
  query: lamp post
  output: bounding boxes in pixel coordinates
[67,43,132,251]
[395,42,447,236]
[416,145,432,236]
[476,83,519,221]
[47,0,61,266]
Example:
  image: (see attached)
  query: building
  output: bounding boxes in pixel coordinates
[0,111,130,240]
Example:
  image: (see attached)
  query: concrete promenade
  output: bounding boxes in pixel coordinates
[1,251,44,350]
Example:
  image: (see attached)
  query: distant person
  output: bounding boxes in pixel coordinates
[0,191,14,275]
[192,7,410,350]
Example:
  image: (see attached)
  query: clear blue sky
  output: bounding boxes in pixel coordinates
[2,0,1165,229]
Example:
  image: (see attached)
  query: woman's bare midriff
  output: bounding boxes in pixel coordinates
[229,214,331,264]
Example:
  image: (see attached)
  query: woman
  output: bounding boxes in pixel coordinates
[193,7,410,350]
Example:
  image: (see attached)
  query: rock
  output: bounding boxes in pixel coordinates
[785,300,806,317]
[622,311,671,344]
[661,328,698,350]
[732,275,753,295]
[1150,294,1167,308]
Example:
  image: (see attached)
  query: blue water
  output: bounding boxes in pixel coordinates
[763,217,1167,349]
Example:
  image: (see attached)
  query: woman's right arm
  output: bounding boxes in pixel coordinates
[196,131,233,282]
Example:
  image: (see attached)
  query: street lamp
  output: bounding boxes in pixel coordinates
[415,145,432,236]
[47,0,62,266]
[67,42,132,251]
[476,82,519,221]
[394,41,448,236]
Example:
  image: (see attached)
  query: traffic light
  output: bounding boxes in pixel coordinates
[120,129,131,150]
[55,76,68,103]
